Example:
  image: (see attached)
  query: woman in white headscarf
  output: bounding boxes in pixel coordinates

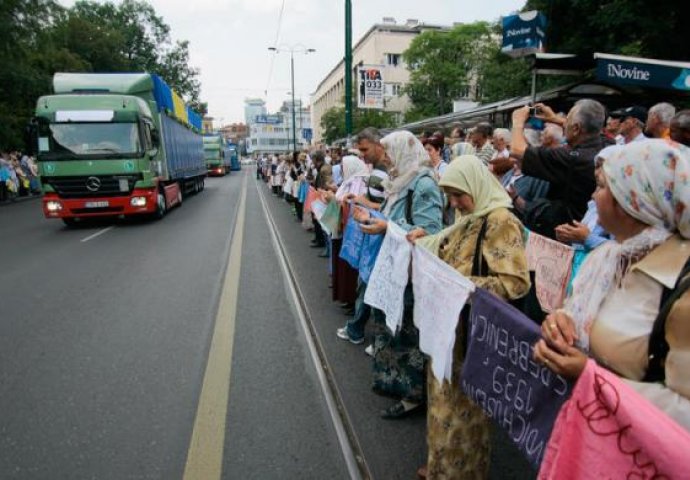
[353,131,443,419]
[535,139,690,433]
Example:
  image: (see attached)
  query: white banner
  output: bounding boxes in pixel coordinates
[358,65,385,109]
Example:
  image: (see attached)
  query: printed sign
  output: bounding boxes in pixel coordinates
[526,231,574,313]
[501,11,547,58]
[596,54,690,91]
[461,288,572,468]
[254,114,282,124]
[358,66,385,109]
[364,221,412,333]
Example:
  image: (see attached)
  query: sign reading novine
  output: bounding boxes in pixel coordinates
[501,11,546,58]
[596,54,690,91]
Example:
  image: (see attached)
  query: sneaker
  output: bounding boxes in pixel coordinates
[336,327,364,345]
[365,344,375,357]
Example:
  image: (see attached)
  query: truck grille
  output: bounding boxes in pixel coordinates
[43,175,140,198]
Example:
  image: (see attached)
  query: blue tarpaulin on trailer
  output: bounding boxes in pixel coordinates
[161,115,205,180]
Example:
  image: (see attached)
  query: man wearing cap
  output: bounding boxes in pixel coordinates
[609,105,648,144]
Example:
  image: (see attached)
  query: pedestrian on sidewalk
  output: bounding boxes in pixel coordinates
[352,130,443,419]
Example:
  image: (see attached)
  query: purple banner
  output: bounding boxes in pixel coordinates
[460,288,572,468]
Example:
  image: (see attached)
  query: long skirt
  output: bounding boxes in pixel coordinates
[371,288,426,404]
[426,310,490,479]
[331,239,358,304]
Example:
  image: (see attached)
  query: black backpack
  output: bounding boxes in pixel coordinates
[642,257,690,383]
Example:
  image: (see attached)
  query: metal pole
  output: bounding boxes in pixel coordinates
[291,51,297,154]
[345,0,352,136]
[531,69,537,104]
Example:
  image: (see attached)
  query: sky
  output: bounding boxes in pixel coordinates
[57,0,526,127]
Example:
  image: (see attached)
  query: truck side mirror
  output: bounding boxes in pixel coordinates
[25,118,39,156]
[150,128,160,148]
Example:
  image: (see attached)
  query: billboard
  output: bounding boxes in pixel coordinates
[501,11,547,58]
[358,65,384,109]
[254,114,282,124]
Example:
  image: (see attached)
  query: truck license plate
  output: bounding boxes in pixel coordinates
[85,201,109,208]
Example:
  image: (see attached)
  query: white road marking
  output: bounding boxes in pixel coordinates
[80,226,114,243]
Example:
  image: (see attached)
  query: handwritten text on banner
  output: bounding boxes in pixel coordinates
[461,288,572,468]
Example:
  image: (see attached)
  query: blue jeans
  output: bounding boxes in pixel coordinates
[346,280,370,341]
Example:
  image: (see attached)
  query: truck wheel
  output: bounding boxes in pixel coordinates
[155,192,167,219]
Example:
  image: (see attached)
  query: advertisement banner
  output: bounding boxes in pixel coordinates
[358,65,385,109]
[595,54,690,91]
[501,11,547,58]
[254,114,282,124]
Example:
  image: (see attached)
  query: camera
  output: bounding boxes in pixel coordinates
[529,106,542,116]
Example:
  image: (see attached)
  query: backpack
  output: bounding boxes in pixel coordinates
[642,257,690,383]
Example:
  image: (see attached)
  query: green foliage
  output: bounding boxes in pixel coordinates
[477,47,532,103]
[0,0,203,150]
[402,22,496,118]
[524,0,688,61]
[320,106,396,144]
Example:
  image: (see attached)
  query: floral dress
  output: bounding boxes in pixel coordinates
[426,207,530,479]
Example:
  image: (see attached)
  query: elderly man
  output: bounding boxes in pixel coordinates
[645,102,676,139]
[541,123,564,148]
[510,99,609,239]
[609,105,648,144]
[670,110,690,147]
[469,122,495,165]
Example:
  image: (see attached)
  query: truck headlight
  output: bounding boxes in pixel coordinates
[46,201,63,212]
[130,196,147,207]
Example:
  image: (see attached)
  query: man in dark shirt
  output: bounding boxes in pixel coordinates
[510,99,608,239]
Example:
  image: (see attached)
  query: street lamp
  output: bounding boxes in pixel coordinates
[268,45,316,155]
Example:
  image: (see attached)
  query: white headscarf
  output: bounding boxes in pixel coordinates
[380,131,430,214]
[381,131,429,192]
[341,155,368,181]
[567,140,690,349]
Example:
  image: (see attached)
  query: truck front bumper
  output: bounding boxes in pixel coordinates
[43,189,158,219]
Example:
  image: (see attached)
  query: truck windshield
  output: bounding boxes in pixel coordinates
[44,123,141,160]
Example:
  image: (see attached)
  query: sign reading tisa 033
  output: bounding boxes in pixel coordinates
[501,11,546,58]
[596,54,690,91]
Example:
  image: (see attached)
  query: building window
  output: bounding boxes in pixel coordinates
[386,53,400,67]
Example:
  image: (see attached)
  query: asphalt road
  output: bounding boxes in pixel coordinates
[0,170,535,480]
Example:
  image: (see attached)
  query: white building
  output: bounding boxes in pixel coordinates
[310,18,447,144]
[245,98,313,155]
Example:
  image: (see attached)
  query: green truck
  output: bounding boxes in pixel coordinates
[31,73,206,225]
[203,135,232,176]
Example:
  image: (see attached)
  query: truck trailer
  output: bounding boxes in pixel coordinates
[32,73,206,225]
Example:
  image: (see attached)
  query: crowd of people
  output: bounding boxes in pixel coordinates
[0,151,41,203]
[257,100,690,478]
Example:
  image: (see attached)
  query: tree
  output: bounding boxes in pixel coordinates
[320,104,397,145]
[0,0,204,149]
[524,0,688,61]
[402,22,496,120]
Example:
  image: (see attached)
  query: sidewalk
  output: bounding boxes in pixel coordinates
[258,181,535,480]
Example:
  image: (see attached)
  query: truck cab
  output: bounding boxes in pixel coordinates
[33,73,205,225]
